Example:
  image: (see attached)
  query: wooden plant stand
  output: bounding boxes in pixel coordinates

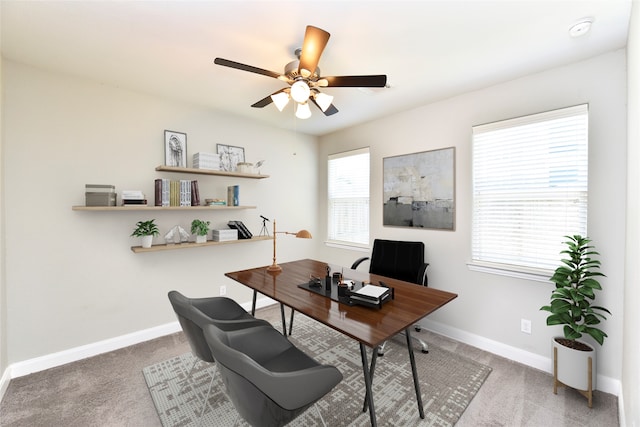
[553,346,593,407]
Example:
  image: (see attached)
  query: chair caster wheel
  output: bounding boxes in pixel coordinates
[377,351,385,357]
[415,326,422,332]
[421,350,429,354]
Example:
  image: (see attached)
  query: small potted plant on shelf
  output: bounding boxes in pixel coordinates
[131,219,160,249]
[539,235,610,407]
[191,219,210,243]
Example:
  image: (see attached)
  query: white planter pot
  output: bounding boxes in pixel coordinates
[552,337,596,406]
[195,235,207,244]
[141,235,153,248]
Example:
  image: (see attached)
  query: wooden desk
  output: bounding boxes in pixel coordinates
[225,258,457,426]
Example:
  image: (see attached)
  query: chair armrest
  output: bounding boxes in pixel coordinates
[418,262,429,286]
[351,256,370,270]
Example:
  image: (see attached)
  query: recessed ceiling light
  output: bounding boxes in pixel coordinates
[569,18,593,37]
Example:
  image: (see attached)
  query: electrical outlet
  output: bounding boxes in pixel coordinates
[219,285,227,296]
[521,318,532,334]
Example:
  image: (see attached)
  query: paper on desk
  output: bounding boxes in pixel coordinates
[354,284,389,299]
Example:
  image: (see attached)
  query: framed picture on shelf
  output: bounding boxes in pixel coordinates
[164,130,187,168]
[217,144,245,171]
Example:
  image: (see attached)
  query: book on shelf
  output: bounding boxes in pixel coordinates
[122,199,148,206]
[227,185,239,206]
[179,180,191,207]
[191,180,200,206]
[154,178,170,207]
[121,190,145,200]
[205,198,226,206]
[227,220,252,239]
[212,229,238,241]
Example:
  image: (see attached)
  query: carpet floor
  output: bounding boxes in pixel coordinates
[143,313,491,426]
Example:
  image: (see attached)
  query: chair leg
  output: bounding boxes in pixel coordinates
[288,308,295,336]
[314,402,327,427]
[197,365,218,426]
[177,357,199,396]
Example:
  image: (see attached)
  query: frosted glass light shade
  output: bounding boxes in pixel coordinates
[314,92,333,112]
[295,102,312,119]
[290,80,311,103]
[271,92,290,111]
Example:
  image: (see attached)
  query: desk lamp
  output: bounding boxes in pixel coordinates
[266,219,312,273]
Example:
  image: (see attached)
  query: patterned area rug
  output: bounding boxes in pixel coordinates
[143,315,491,426]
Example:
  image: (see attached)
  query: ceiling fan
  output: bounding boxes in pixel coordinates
[214,25,387,119]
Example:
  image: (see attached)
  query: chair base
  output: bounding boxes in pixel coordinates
[377,327,428,356]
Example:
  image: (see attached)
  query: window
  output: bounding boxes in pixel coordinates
[327,147,370,247]
[471,104,588,278]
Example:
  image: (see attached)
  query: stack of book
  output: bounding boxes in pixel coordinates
[121,190,147,206]
[155,179,200,207]
[85,184,116,206]
[205,198,226,206]
[193,152,220,170]
[212,229,238,242]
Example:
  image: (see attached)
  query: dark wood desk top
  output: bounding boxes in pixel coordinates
[225,258,458,348]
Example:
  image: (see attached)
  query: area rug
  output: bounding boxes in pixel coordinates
[143,315,491,426]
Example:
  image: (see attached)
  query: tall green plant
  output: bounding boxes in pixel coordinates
[540,235,610,345]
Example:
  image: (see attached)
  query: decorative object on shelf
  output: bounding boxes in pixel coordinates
[383,147,455,230]
[131,219,160,249]
[164,225,190,244]
[85,184,116,207]
[164,130,187,168]
[254,160,265,174]
[216,144,245,171]
[227,185,239,206]
[259,215,270,236]
[266,219,312,273]
[540,235,610,407]
[191,219,211,244]
[236,162,254,174]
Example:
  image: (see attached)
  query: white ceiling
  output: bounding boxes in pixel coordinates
[0,0,632,136]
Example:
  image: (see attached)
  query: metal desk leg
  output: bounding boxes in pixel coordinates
[251,290,257,316]
[280,304,287,336]
[405,328,425,419]
[362,346,378,413]
[359,343,377,427]
[288,308,295,336]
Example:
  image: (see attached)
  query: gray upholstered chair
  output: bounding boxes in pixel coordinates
[167,290,271,421]
[351,239,430,355]
[203,322,343,427]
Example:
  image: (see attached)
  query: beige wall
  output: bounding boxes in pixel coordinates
[623,2,640,425]
[2,60,319,364]
[0,1,6,387]
[319,50,627,392]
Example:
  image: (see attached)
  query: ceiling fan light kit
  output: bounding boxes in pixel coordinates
[214,25,387,119]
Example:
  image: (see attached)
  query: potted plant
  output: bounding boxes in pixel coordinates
[540,235,611,407]
[191,219,210,243]
[131,219,160,248]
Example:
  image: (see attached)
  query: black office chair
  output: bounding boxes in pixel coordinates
[167,291,271,421]
[203,322,343,427]
[352,239,430,355]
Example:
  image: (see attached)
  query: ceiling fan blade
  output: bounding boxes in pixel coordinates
[298,26,330,77]
[214,58,281,79]
[324,75,387,88]
[251,89,287,108]
[311,98,339,116]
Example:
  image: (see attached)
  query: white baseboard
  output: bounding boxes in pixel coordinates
[1,300,620,406]
[419,318,621,396]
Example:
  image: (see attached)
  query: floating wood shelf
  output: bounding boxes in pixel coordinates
[72,205,256,211]
[131,235,272,253]
[155,165,269,179]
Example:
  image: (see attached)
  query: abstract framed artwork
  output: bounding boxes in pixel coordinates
[164,130,187,168]
[217,144,245,172]
[383,147,455,230]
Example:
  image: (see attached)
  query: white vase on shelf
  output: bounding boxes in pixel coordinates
[141,235,153,248]
[195,235,207,244]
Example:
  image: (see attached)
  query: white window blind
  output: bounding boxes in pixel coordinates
[471,104,588,273]
[328,147,370,247]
